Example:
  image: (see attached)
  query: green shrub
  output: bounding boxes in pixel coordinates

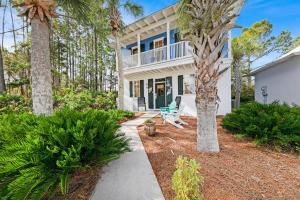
[0,93,30,114]
[54,89,117,111]
[94,92,117,110]
[172,156,203,200]
[222,102,300,153]
[108,109,134,121]
[0,109,130,199]
[54,89,94,111]
[0,113,39,149]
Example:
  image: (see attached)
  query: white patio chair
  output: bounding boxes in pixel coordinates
[161,103,188,129]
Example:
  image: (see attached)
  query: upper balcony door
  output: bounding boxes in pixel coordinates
[154,38,164,49]
[148,38,167,64]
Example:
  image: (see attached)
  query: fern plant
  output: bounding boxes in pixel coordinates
[172,156,203,200]
[0,109,130,199]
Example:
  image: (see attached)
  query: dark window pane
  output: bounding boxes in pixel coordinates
[178,75,183,95]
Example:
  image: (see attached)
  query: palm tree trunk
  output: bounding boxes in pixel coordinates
[195,60,220,152]
[115,35,124,109]
[196,102,219,152]
[31,17,53,116]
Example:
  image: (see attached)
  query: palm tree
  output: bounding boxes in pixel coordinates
[177,0,244,152]
[107,0,143,110]
[16,0,89,116]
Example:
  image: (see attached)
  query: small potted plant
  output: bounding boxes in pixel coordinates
[144,119,156,136]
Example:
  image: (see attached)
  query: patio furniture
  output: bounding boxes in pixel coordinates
[160,101,188,129]
[137,97,146,111]
[175,96,181,109]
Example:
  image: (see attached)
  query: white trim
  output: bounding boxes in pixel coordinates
[250,47,300,76]
[167,22,170,61]
[124,55,194,75]
[137,34,141,66]
[121,15,177,42]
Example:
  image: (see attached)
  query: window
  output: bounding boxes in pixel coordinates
[183,74,196,94]
[154,38,164,49]
[134,81,140,97]
[178,75,183,95]
[131,46,138,55]
[174,32,180,43]
[129,81,133,97]
[130,80,144,97]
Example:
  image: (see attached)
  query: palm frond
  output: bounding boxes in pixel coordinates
[56,0,91,22]
[123,0,143,17]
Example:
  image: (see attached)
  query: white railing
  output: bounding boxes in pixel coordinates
[141,46,167,65]
[123,41,192,68]
[123,54,138,68]
[170,41,192,59]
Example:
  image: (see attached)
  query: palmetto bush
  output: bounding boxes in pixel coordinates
[0,93,31,114]
[222,102,300,153]
[0,109,130,199]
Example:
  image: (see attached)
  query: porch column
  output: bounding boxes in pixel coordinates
[167,22,170,61]
[137,34,141,66]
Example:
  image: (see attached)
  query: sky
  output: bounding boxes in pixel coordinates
[1,0,300,69]
[122,0,300,68]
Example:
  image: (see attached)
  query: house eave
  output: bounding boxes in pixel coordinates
[120,4,178,45]
[250,52,300,76]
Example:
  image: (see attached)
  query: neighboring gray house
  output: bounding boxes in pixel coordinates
[250,46,300,105]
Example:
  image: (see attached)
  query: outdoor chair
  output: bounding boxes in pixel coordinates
[160,100,188,129]
[175,96,181,109]
[137,97,146,111]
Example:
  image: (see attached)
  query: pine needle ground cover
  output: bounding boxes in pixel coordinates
[137,116,300,200]
[222,102,300,153]
[0,109,131,200]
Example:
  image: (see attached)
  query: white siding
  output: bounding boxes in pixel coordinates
[254,56,300,105]
[123,62,232,116]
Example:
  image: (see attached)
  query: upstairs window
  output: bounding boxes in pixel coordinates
[131,46,138,55]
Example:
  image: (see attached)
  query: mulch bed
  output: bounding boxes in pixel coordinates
[137,116,300,200]
[52,165,102,200]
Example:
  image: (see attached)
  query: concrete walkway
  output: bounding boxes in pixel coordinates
[91,112,165,200]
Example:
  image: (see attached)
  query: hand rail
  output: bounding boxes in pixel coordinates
[141,46,167,65]
[123,41,192,68]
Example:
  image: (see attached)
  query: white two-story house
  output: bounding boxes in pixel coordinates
[120,3,232,116]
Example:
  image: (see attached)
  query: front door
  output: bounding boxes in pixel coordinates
[155,82,166,109]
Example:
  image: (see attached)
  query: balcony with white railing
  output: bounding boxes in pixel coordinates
[123,41,193,69]
[123,54,138,68]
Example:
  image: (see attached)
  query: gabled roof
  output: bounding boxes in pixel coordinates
[125,3,177,30]
[121,3,178,45]
[250,46,300,76]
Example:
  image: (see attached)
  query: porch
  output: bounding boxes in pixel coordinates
[123,41,193,69]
